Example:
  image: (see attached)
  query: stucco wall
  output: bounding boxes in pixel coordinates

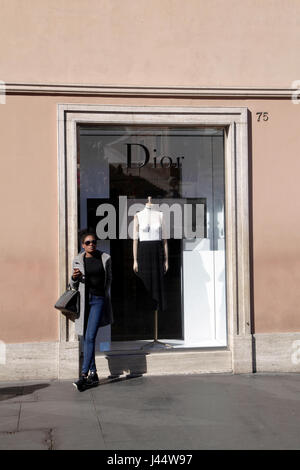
[0,93,300,343]
[0,0,300,343]
[0,95,59,343]
[0,0,299,88]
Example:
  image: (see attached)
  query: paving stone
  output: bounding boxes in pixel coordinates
[105,435,193,450]
[99,421,193,447]
[0,429,51,450]
[0,374,299,450]
[18,399,99,431]
[0,403,20,432]
[53,425,105,450]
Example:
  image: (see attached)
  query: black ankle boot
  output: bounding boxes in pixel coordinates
[87,371,99,386]
[73,374,88,392]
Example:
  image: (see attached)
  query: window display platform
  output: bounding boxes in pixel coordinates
[94,345,232,376]
[99,339,228,353]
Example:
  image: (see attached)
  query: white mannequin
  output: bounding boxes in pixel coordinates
[133,196,171,349]
[133,197,168,273]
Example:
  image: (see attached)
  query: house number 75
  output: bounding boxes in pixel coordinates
[256,112,269,122]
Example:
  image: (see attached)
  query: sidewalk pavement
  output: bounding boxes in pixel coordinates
[0,372,299,450]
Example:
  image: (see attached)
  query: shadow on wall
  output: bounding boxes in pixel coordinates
[79,334,149,377]
[105,352,148,378]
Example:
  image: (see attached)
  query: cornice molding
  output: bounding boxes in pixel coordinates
[1,82,298,98]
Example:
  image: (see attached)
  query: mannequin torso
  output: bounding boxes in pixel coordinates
[136,207,163,241]
[133,199,168,274]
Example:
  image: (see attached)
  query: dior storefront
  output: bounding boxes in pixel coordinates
[59,105,251,376]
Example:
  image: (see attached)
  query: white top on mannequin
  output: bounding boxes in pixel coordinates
[135,206,164,241]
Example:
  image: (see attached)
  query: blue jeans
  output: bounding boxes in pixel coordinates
[82,294,105,375]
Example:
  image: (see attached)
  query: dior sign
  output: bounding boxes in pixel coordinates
[125,143,184,168]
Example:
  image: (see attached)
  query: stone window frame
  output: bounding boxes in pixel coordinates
[57,104,252,373]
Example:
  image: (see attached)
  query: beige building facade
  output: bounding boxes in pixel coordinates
[1,0,300,380]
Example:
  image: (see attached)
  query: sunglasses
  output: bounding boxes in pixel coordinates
[84,239,97,246]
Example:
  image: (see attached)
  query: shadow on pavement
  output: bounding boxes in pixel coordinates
[99,374,143,385]
[0,383,50,401]
[78,374,144,392]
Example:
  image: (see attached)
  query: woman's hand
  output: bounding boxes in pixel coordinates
[133,261,138,273]
[72,268,82,280]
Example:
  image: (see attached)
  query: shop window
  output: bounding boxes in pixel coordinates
[77,125,227,347]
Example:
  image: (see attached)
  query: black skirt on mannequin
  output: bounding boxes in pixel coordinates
[136,240,166,312]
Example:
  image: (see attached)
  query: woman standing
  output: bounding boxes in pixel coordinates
[70,230,113,391]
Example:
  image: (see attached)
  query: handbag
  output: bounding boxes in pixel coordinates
[54,285,80,316]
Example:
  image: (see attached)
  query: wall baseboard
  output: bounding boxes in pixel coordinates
[253,332,300,373]
[0,333,299,382]
[0,341,59,382]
